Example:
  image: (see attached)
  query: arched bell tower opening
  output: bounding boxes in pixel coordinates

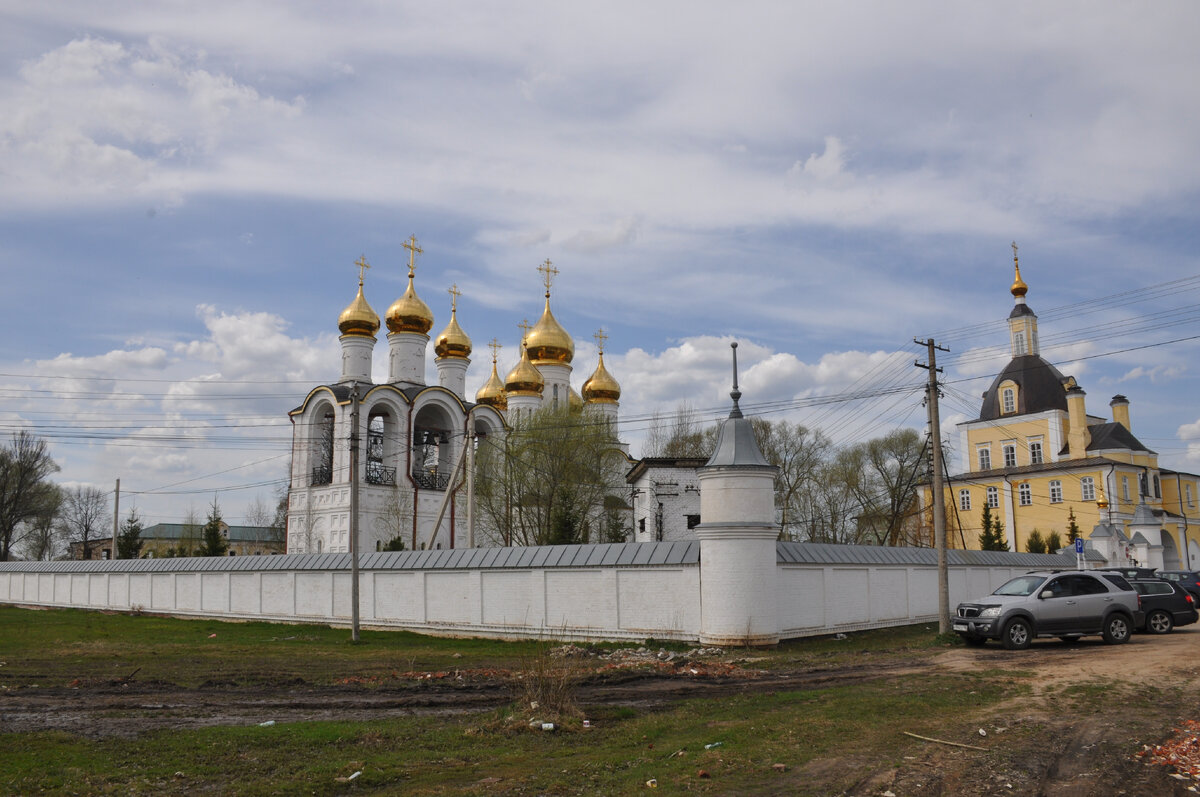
[412,403,455,491]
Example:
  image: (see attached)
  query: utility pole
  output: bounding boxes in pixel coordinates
[915,338,950,634]
[466,430,476,548]
[349,384,361,642]
[111,478,120,561]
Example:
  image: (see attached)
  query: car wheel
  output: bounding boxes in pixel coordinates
[1102,614,1131,644]
[1001,618,1032,650]
[1147,610,1174,635]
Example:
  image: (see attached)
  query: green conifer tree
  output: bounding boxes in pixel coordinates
[197,499,229,557]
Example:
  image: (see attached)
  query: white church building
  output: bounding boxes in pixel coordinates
[285,239,625,555]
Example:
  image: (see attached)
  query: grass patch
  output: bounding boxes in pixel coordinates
[2,673,1012,795]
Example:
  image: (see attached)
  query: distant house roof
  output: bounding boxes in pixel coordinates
[626,457,709,484]
[143,523,278,543]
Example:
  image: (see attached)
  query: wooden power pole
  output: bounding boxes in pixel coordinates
[915,338,950,633]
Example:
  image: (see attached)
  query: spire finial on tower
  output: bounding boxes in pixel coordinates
[593,328,608,354]
[488,338,502,363]
[538,258,558,298]
[354,254,370,285]
[729,341,743,419]
[518,318,532,344]
[448,283,461,314]
[403,234,423,278]
[1010,240,1028,299]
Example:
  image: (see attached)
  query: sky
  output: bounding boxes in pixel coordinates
[2,2,1200,528]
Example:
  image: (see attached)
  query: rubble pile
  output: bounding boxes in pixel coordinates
[1137,719,1200,785]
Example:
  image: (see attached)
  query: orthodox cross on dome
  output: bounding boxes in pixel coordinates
[518,319,532,343]
[354,255,370,285]
[403,234,423,277]
[538,258,559,298]
[488,337,502,363]
[448,284,461,313]
[1011,240,1019,263]
[593,329,608,354]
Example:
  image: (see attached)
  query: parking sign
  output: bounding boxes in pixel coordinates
[1075,538,1084,554]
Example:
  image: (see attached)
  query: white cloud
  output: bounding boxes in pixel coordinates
[789,136,846,182]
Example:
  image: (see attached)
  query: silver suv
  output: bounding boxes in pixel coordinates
[954,570,1142,650]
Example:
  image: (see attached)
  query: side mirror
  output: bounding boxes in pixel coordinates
[1039,590,1054,599]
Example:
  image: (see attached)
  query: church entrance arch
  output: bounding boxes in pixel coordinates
[1161,529,1183,570]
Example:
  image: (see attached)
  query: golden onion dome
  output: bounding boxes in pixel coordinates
[526,297,574,365]
[582,352,621,403]
[1010,249,1028,299]
[338,278,380,338]
[475,359,507,410]
[505,343,545,396]
[434,287,471,359]
[386,270,434,334]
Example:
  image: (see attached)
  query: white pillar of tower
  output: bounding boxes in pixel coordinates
[436,356,469,398]
[340,335,375,383]
[388,332,429,385]
[695,343,780,647]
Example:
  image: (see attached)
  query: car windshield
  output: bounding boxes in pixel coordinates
[993,575,1047,596]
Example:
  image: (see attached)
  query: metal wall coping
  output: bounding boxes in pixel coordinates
[0,540,1078,574]
[0,540,702,574]
[776,541,1076,568]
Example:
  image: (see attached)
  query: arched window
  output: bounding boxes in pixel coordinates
[1002,388,1015,414]
[312,410,335,485]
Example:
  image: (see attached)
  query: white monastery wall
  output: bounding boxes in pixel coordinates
[0,544,1070,643]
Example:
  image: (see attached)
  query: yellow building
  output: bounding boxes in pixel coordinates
[923,251,1200,569]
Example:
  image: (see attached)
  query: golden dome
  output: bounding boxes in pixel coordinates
[386,271,434,335]
[1010,244,1028,299]
[582,351,621,403]
[434,286,471,359]
[505,342,545,396]
[526,297,574,364]
[338,275,380,338]
[569,385,584,413]
[475,358,507,410]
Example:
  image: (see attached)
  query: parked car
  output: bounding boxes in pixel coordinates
[1094,566,1159,579]
[1156,570,1200,602]
[954,570,1142,650]
[1129,578,1198,634]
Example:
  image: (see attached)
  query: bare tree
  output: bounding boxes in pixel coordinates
[59,485,111,560]
[644,403,717,458]
[17,484,63,561]
[0,431,61,560]
[842,429,927,546]
[475,408,626,547]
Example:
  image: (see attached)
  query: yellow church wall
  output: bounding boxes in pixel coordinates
[964,415,1062,471]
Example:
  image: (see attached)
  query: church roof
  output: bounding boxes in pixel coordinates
[978,355,1070,421]
[1083,422,1156,455]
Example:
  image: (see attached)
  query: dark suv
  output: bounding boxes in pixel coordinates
[954,570,1142,650]
[1129,578,1198,634]
[1156,570,1200,602]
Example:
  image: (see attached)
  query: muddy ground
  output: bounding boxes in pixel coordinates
[4,630,1199,795]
